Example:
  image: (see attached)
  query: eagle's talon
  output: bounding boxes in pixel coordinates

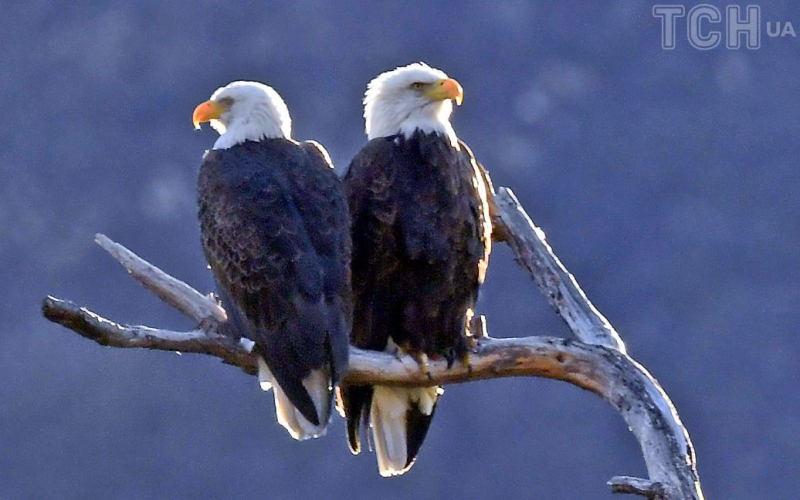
[460,351,473,375]
[443,349,455,369]
[412,353,432,380]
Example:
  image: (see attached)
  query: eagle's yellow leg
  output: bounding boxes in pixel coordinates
[412,352,433,381]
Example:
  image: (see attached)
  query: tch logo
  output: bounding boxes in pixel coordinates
[653,5,796,50]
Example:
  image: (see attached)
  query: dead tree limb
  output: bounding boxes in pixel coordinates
[609,476,668,499]
[42,187,704,500]
[492,188,625,352]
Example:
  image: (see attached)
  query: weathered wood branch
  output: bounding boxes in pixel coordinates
[42,296,253,371]
[94,234,227,323]
[609,476,667,499]
[493,188,625,352]
[42,188,703,499]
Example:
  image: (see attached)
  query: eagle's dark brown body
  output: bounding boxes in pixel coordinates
[198,138,351,428]
[340,130,492,472]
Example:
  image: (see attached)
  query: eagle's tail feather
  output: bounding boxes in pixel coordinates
[258,358,332,441]
[340,385,372,455]
[370,385,440,477]
[257,357,273,391]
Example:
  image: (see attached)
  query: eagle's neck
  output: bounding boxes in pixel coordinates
[367,100,459,149]
[212,103,291,150]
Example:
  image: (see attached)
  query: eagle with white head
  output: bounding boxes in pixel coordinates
[193,81,351,441]
[340,63,493,476]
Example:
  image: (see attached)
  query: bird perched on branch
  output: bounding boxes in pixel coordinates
[339,63,493,476]
[193,81,351,440]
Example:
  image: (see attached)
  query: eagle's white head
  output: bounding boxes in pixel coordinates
[193,81,292,150]
[364,62,463,148]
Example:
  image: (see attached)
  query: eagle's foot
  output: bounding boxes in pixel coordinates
[462,352,474,377]
[412,352,433,381]
[443,349,456,369]
[443,345,471,370]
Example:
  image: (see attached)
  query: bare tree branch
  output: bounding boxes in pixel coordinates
[609,476,667,499]
[42,296,253,372]
[36,297,661,388]
[42,189,704,499]
[492,188,625,352]
[94,234,226,323]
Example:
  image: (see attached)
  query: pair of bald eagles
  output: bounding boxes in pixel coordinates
[193,63,493,477]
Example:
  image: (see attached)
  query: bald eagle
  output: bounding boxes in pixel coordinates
[193,81,351,440]
[340,63,493,476]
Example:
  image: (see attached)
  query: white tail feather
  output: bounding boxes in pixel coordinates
[257,357,273,391]
[302,368,333,425]
[371,386,439,477]
[258,357,331,441]
[273,383,327,440]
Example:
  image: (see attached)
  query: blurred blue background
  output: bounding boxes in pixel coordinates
[3,1,798,498]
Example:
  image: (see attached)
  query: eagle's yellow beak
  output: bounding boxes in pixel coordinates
[426,78,463,106]
[192,100,225,130]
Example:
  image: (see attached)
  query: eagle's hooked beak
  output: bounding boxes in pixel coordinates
[192,100,225,130]
[427,78,464,106]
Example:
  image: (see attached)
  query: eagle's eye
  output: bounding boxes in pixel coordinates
[410,82,427,90]
[216,97,235,108]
